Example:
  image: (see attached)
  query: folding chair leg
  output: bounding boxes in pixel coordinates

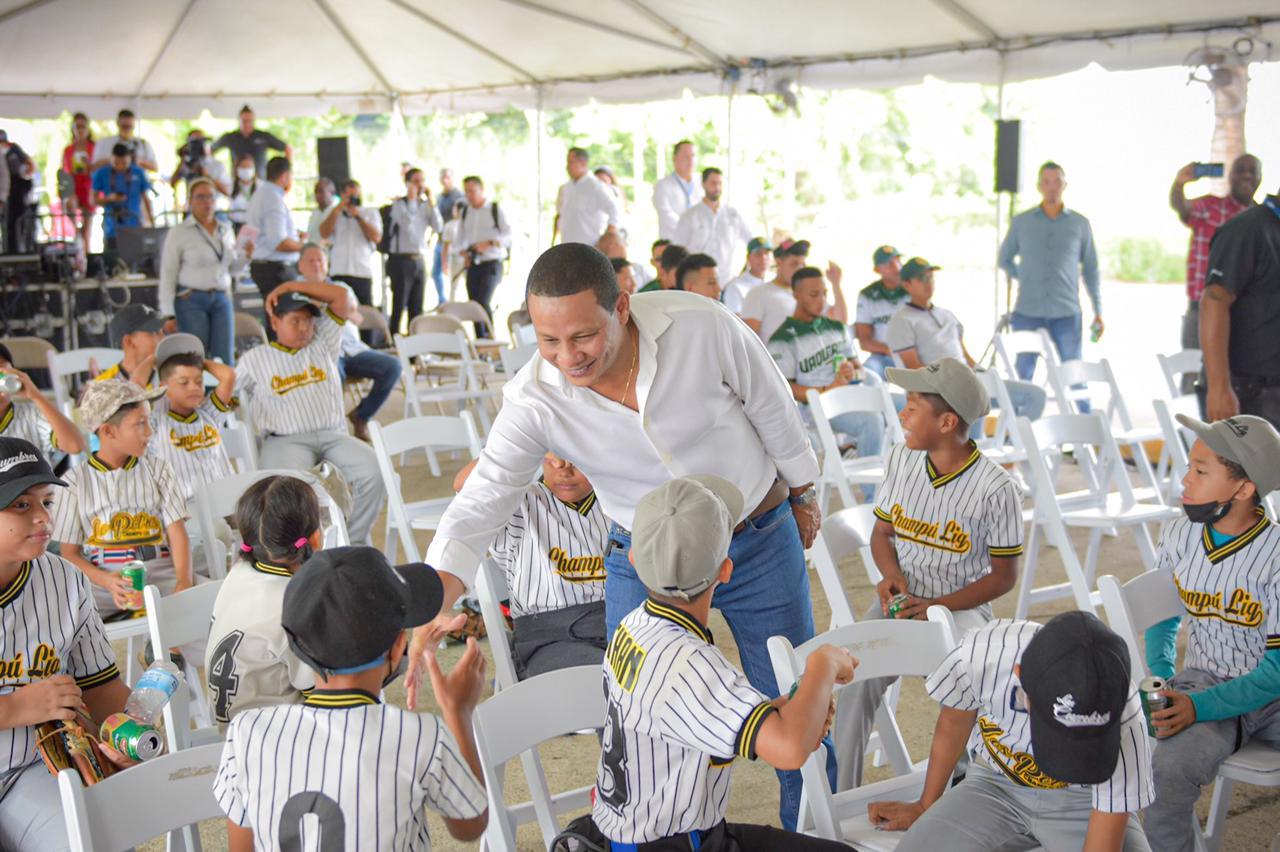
[872,699,913,776]
[1203,775,1235,852]
[1084,528,1104,589]
[1056,528,1098,615]
[1015,523,1042,620]
[1136,523,1160,570]
[519,748,561,847]
[385,520,399,564]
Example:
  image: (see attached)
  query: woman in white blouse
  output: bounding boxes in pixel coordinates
[158,177,250,364]
[226,152,258,230]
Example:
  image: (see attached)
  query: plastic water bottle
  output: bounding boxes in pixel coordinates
[0,374,20,394]
[123,660,182,725]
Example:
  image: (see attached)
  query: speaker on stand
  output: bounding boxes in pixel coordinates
[316,137,350,187]
[990,119,1021,344]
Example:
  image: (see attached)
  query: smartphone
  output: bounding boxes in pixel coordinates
[1193,162,1225,179]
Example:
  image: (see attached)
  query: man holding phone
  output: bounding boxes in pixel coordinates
[1170,154,1261,392]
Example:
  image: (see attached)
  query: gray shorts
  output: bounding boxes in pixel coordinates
[0,761,70,852]
[512,600,606,681]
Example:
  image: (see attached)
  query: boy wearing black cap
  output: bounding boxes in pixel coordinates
[95,304,170,387]
[592,474,855,851]
[1143,415,1280,851]
[834,358,1024,790]
[148,332,237,499]
[213,546,489,849]
[0,343,86,460]
[869,612,1153,851]
[0,438,132,850]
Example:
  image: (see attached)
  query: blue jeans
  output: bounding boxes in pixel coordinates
[174,288,235,366]
[431,240,446,305]
[968,378,1047,440]
[337,349,402,422]
[1010,312,1089,412]
[863,353,893,379]
[604,500,834,830]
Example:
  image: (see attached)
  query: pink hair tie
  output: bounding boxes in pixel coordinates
[239,543,253,553]
[294,537,308,549]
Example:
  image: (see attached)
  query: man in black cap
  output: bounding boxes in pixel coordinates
[95,304,170,386]
[213,546,489,849]
[868,612,1154,851]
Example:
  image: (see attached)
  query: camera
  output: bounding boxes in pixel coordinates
[182,138,208,170]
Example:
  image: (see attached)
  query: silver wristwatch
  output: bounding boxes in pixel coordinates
[788,486,817,508]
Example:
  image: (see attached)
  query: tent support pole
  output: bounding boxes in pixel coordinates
[132,0,199,101]
[726,86,734,206]
[994,50,1007,338]
[536,86,545,255]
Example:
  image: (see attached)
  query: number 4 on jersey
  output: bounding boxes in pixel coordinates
[209,630,243,723]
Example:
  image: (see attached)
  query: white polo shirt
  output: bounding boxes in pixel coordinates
[326,207,381,278]
[740,280,796,342]
[674,201,754,282]
[886,302,966,365]
[556,174,621,245]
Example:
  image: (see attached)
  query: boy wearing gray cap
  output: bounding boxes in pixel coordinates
[1143,414,1280,851]
[834,357,1025,790]
[592,474,855,851]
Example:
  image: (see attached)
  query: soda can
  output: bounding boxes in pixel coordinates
[99,713,165,761]
[0,374,21,395]
[1139,676,1168,737]
[120,561,146,611]
[887,593,911,618]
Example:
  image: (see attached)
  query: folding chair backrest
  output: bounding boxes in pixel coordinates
[1097,571,1184,678]
[219,420,258,474]
[475,558,519,689]
[1,335,56,376]
[1157,349,1202,399]
[473,665,606,850]
[500,342,538,378]
[59,742,224,852]
[143,582,223,751]
[809,504,880,628]
[371,411,482,459]
[356,304,393,348]
[513,323,537,346]
[409,312,467,338]
[47,347,123,413]
[1017,413,1132,508]
[977,368,1020,450]
[994,329,1057,380]
[438,300,494,336]
[1049,357,1134,429]
[770,608,957,688]
[1152,396,1195,499]
[234,312,267,345]
[397,330,469,360]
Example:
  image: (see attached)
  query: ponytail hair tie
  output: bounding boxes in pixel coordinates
[294,537,308,549]
[239,543,253,553]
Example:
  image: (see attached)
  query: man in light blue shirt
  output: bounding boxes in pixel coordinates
[998,161,1102,383]
[245,156,302,309]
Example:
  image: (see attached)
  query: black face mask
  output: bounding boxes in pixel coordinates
[1182,499,1233,525]
[382,653,407,689]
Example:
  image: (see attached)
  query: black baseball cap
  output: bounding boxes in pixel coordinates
[273,291,322,318]
[282,546,444,677]
[773,239,810,258]
[1019,611,1131,785]
[0,438,65,509]
[109,304,169,347]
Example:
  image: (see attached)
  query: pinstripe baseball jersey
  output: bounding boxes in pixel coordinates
[205,559,315,724]
[873,441,1024,599]
[93,361,156,388]
[927,619,1153,813]
[491,481,607,618]
[1156,510,1280,679]
[0,553,118,773]
[593,599,777,843]
[148,393,236,499]
[0,402,55,460]
[214,691,487,851]
[50,454,188,562]
[236,309,346,435]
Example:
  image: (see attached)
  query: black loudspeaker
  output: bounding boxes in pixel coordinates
[995,119,1020,194]
[316,137,350,186]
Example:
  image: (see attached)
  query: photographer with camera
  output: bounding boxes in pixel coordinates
[170,129,230,198]
[312,179,381,307]
[91,143,152,251]
[91,109,157,173]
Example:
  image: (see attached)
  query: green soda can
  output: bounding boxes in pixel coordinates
[100,712,165,761]
[120,561,146,610]
[1139,676,1168,737]
[887,593,911,618]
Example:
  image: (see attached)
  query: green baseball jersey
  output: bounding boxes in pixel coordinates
[768,316,855,388]
[855,280,911,344]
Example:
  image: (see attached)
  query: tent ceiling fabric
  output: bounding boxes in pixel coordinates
[0,0,1276,117]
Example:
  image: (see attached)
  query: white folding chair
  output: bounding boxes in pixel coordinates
[767,608,957,846]
[395,331,497,431]
[1152,396,1199,504]
[190,469,349,579]
[513,323,537,346]
[807,382,901,512]
[472,665,603,852]
[47,347,124,415]
[475,557,519,690]
[1014,414,1178,618]
[143,582,223,751]
[975,368,1030,468]
[219,419,258,474]
[993,328,1060,405]
[368,413,482,563]
[58,741,224,852]
[499,342,537,378]
[1099,571,1280,852]
[1157,349,1202,399]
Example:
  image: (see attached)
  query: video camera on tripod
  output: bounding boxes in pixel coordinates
[180,137,209,173]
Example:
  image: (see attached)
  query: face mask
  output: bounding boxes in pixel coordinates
[382,653,407,689]
[1182,498,1233,525]
[237,167,255,181]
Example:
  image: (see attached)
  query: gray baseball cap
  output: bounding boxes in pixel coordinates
[631,475,744,601]
[1175,414,1280,497]
[886,357,990,425]
[155,333,205,371]
[78,378,165,432]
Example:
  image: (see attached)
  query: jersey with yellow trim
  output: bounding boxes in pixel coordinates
[236,308,347,435]
[1155,511,1280,679]
[490,480,608,617]
[214,689,487,851]
[204,559,315,725]
[148,393,237,499]
[92,361,156,388]
[873,441,1024,599]
[50,453,188,552]
[0,401,55,461]
[0,553,119,774]
[927,619,1153,813]
[593,599,778,843]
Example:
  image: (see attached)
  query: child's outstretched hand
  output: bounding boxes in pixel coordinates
[424,635,487,719]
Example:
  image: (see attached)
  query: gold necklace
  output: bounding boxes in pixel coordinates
[619,326,638,406]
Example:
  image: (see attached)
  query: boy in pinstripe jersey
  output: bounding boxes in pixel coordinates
[1143,415,1280,851]
[0,343,86,462]
[834,358,1024,790]
[147,333,237,498]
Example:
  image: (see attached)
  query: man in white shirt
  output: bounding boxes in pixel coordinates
[305,178,337,249]
[457,175,511,333]
[314,179,381,308]
[652,140,703,240]
[723,237,773,314]
[742,239,809,341]
[386,167,443,332]
[405,243,825,831]
[554,148,620,246]
[92,109,158,172]
[674,167,754,284]
[245,157,303,308]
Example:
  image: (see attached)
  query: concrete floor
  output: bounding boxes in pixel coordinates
[139,381,1279,851]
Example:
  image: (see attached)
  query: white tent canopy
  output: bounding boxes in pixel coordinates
[1,0,1277,117]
